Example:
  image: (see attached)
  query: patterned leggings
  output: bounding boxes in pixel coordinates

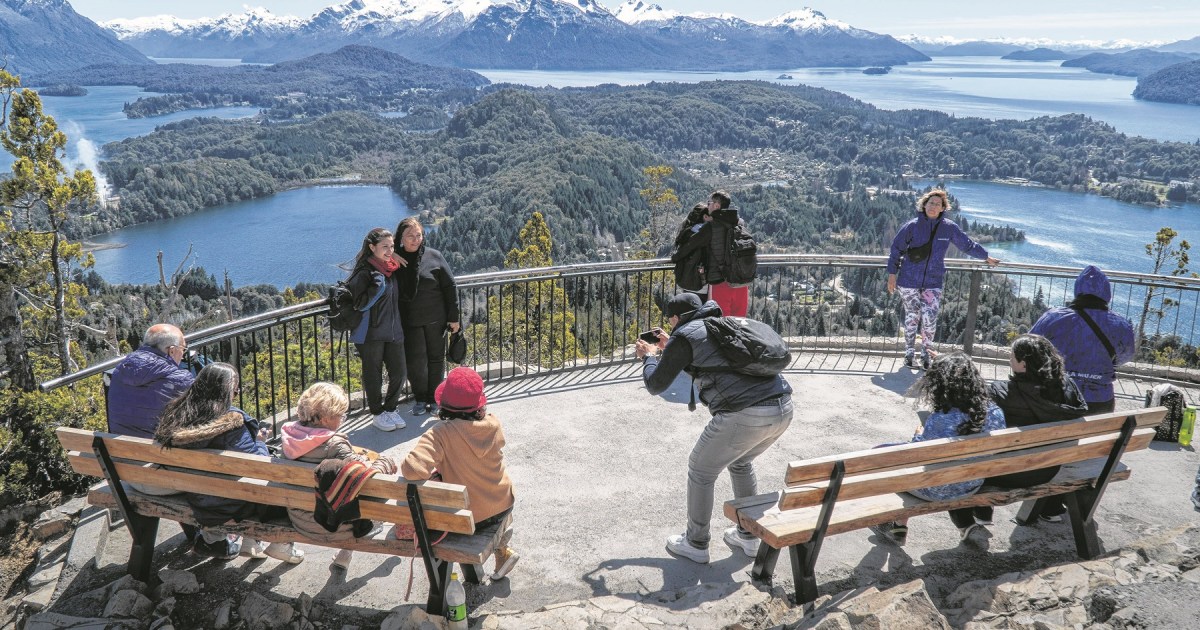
[898,287,942,356]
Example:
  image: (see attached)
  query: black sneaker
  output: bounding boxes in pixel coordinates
[192,535,239,561]
[903,355,917,369]
[921,354,932,370]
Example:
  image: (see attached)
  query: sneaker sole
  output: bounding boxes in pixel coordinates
[372,420,397,432]
[723,531,759,557]
[665,540,710,564]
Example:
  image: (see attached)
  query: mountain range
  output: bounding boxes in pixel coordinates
[0,0,149,75]
[99,0,929,70]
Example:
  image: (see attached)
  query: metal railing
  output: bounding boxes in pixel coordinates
[42,256,1200,428]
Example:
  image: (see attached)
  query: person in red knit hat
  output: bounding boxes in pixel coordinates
[400,367,519,580]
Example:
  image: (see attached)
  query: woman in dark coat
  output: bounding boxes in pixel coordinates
[155,362,303,563]
[395,217,460,416]
[949,334,1087,531]
[346,227,407,432]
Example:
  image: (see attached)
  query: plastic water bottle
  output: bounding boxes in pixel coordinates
[446,569,468,629]
[1180,406,1196,447]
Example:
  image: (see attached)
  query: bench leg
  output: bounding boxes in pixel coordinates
[751,544,780,583]
[424,559,451,616]
[127,514,160,584]
[789,543,820,606]
[1065,490,1102,560]
[461,563,484,585]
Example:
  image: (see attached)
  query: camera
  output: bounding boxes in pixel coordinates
[638,329,663,345]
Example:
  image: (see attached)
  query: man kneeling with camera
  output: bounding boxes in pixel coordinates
[635,293,793,564]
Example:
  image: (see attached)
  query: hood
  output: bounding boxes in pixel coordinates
[280,421,335,459]
[1074,265,1112,303]
[119,346,183,386]
[443,413,504,459]
[1007,374,1089,420]
[160,411,244,448]
[676,299,724,328]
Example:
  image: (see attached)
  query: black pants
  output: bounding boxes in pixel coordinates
[949,505,993,529]
[357,340,406,415]
[404,322,447,404]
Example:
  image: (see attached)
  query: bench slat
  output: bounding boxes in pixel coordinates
[57,427,468,510]
[784,409,1164,486]
[730,458,1129,548]
[778,428,1153,510]
[87,485,506,566]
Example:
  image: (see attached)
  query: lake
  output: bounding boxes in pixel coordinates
[479,57,1200,143]
[87,186,414,287]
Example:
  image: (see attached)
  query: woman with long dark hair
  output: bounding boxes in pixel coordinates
[394,217,460,416]
[155,363,303,563]
[870,353,1006,546]
[347,227,407,432]
[670,202,711,299]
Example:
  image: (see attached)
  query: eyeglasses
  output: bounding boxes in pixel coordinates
[172,344,188,354]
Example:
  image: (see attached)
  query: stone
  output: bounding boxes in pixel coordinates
[239,592,297,630]
[1183,567,1200,583]
[23,611,140,629]
[155,596,177,618]
[26,560,65,590]
[150,617,176,630]
[380,605,444,630]
[21,583,57,613]
[297,592,314,619]
[809,612,855,630]
[56,496,89,518]
[155,570,200,598]
[213,600,234,630]
[32,511,72,540]
[839,579,952,630]
[103,589,155,618]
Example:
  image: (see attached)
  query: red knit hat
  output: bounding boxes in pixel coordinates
[435,367,487,413]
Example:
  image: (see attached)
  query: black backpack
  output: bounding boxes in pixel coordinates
[696,316,791,377]
[327,281,364,333]
[724,223,758,285]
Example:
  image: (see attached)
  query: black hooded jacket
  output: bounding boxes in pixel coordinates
[986,373,1088,487]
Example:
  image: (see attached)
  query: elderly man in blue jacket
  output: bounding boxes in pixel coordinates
[107,323,195,438]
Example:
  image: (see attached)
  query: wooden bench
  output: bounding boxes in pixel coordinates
[724,407,1166,606]
[56,427,512,615]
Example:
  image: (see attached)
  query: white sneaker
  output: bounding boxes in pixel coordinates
[387,410,406,430]
[330,549,353,571]
[665,534,709,564]
[264,542,305,564]
[723,527,760,557]
[372,412,398,431]
[959,523,980,542]
[241,538,268,559]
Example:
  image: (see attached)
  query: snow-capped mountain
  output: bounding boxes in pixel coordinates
[97,0,928,70]
[0,0,150,75]
[897,35,1153,56]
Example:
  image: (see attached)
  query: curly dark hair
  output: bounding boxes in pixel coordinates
[1011,334,1066,390]
[437,407,487,422]
[911,352,991,434]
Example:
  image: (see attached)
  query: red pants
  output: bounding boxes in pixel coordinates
[710,283,749,317]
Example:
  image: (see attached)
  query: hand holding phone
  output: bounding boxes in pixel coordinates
[639,329,664,345]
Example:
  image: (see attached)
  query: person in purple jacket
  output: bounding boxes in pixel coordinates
[1029,265,1135,415]
[106,323,194,439]
[887,189,1000,370]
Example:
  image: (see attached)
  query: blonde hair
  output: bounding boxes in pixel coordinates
[917,189,950,214]
[297,382,349,427]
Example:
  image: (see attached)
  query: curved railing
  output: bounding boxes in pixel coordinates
[41,256,1200,429]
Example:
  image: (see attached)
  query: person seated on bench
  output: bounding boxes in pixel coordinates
[400,367,519,580]
[871,353,1006,546]
[975,334,1086,526]
[280,381,398,572]
[155,362,304,564]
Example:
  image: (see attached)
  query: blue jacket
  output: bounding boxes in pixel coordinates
[107,346,194,438]
[887,214,990,290]
[1030,266,1135,404]
[909,403,1006,500]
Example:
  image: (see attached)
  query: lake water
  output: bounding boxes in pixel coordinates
[87,186,414,287]
[479,57,1200,143]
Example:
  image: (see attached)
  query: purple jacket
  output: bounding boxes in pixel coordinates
[107,346,194,438]
[887,214,990,290]
[1030,266,1135,404]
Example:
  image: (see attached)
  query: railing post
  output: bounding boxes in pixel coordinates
[962,269,983,356]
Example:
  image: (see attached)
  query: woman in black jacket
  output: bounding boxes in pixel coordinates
[670,202,711,299]
[952,334,1087,534]
[395,217,460,416]
[347,227,407,432]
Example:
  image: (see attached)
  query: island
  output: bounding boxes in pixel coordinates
[1002,48,1070,61]
[777,74,794,80]
[36,83,88,97]
[862,67,891,75]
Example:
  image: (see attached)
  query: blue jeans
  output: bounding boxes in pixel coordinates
[686,398,793,548]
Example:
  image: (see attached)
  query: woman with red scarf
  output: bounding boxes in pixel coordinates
[347,227,407,432]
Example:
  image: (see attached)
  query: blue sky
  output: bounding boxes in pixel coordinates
[70,1,1200,42]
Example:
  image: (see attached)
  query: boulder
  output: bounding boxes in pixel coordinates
[154,570,200,598]
[379,606,442,630]
[239,592,296,630]
[32,511,72,540]
[103,589,155,619]
[213,599,234,630]
[838,580,951,630]
[23,611,141,629]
